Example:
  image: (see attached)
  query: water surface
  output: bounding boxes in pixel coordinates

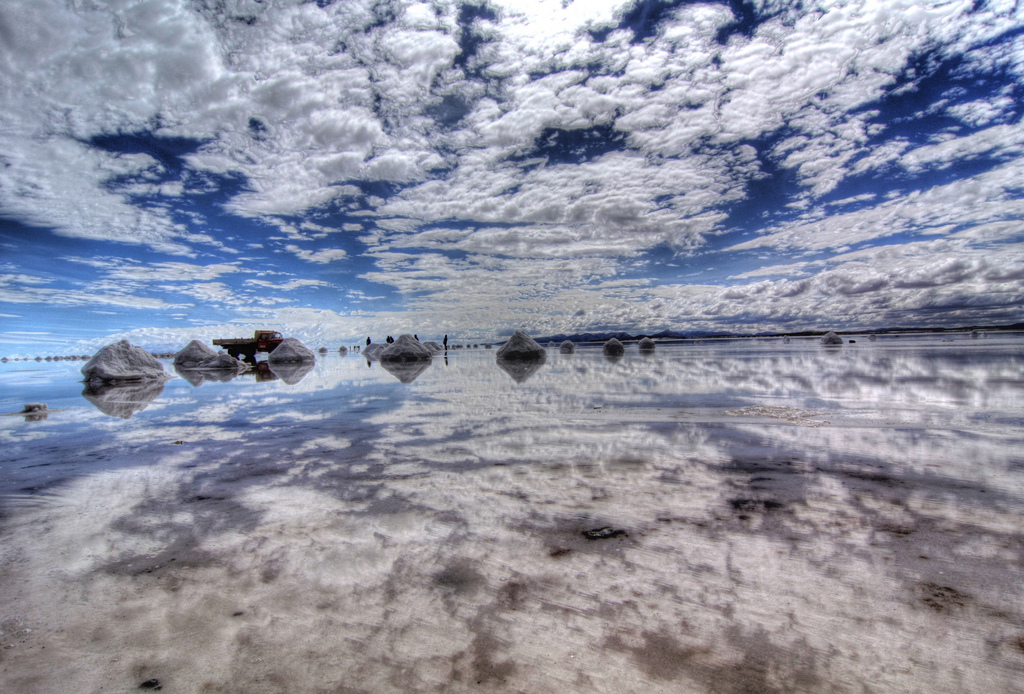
[1,336,1023,692]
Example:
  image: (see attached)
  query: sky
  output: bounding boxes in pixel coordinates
[1,0,1023,356]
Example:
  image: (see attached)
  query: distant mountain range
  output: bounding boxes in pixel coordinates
[529,323,1024,344]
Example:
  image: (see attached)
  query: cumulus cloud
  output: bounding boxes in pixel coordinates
[284,246,348,264]
[2,0,1023,344]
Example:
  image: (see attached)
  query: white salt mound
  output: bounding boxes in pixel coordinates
[638,337,656,352]
[174,339,218,367]
[380,334,433,362]
[559,340,575,354]
[496,331,545,360]
[422,341,443,353]
[603,338,625,356]
[81,340,170,383]
[783,336,791,343]
[869,334,877,342]
[821,332,843,345]
[175,340,247,370]
[268,337,316,363]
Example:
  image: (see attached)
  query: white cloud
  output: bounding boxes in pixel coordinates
[1,0,1022,346]
[284,245,348,264]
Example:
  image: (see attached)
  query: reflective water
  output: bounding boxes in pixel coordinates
[1,336,1023,693]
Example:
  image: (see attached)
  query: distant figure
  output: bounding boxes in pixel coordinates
[443,335,448,349]
[366,337,371,346]
[414,334,418,341]
[387,335,394,344]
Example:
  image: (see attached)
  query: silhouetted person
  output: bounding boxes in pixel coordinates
[414,334,418,341]
[443,335,448,349]
[366,337,371,346]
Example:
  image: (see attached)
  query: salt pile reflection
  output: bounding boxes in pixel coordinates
[1,337,1023,692]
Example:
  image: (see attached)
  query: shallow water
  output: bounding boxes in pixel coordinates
[1,335,1023,693]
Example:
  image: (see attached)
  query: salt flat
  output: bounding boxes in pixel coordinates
[1,335,1023,693]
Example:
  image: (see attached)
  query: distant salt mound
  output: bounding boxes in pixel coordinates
[496,331,545,360]
[81,340,170,383]
[559,340,575,354]
[338,346,348,355]
[422,341,443,354]
[173,340,248,372]
[268,337,316,363]
[547,341,556,348]
[174,339,217,367]
[783,336,791,344]
[638,337,656,353]
[869,334,877,342]
[821,332,843,345]
[380,334,433,362]
[603,338,625,356]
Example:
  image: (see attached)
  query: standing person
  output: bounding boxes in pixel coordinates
[366,337,371,346]
[443,334,448,349]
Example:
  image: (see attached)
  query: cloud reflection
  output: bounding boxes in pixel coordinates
[3,338,1024,692]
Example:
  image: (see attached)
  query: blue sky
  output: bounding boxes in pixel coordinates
[1,0,1023,355]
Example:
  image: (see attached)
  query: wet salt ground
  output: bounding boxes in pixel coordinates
[1,335,1023,692]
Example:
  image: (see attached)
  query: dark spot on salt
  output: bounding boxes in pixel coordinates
[548,547,571,557]
[583,527,626,540]
[138,679,161,690]
[918,582,970,612]
[232,611,244,617]
[730,498,783,513]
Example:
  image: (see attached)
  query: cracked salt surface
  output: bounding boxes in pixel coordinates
[1,335,1024,692]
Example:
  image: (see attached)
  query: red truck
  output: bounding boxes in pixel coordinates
[213,330,284,362]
